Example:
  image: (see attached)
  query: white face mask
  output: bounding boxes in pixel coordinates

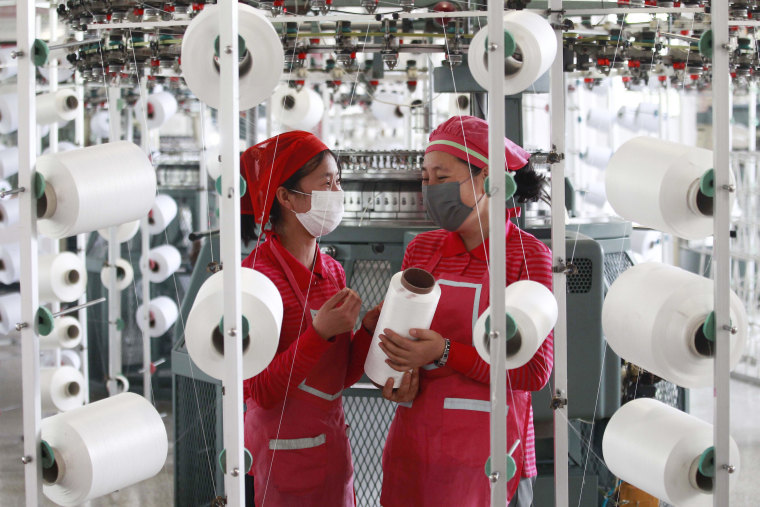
[290,189,345,238]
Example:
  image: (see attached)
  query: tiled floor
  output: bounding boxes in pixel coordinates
[1,342,758,506]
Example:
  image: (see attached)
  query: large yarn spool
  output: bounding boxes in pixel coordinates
[40,392,168,506]
[364,268,441,388]
[181,3,283,110]
[39,252,87,303]
[271,86,325,131]
[472,280,557,369]
[36,141,156,239]
[602,262,747,388]
[467,11,556,95]
[605,137,734,239]
[185,268,282,380]
[603,398,740,506]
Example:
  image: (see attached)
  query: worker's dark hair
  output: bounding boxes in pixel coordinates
[241,149,340,245]
[457,156,548,204]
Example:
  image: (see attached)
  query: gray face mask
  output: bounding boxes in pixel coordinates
[422,179,483,231]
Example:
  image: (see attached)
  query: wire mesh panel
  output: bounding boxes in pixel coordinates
[174,374,222,507]
[349,259,394,314]
[343,394,397,506]
[602,251,634,289]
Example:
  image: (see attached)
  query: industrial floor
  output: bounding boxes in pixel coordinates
[1,350,758,506]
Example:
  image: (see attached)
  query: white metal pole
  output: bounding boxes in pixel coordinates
[48,5,59,154]
[73,36,88,403]
[747,87,757,315]
[549,1,569,506]
[139,78,153,402]
[711,2,733,505]
[486,2,507,507]
[218,0,245,504]
[18,0,42,503]
[198,104,209,230]
[107,86,123,395]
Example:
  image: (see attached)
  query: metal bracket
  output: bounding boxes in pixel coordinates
[723,324,738,335]
[551,390,568,410]
[20,455,33,465]
[722,464,736,474]
[211,496,227,507]
[722,184,736,192]
[552,259,577,275]
[207,261,223,274]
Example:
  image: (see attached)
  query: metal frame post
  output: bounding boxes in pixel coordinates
[711,2,732,505]
[218,0,246,504]
[486,3,507,507]
[549,1,569,506]
[139,77,153,402]
[18,0,42,503]
[107,85,123,395]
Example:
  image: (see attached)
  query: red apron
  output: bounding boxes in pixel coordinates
[245,245,355,507]
[381,247,531,507]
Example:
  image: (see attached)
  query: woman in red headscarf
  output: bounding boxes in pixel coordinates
[378,116,554,507]
[239,131,385,506]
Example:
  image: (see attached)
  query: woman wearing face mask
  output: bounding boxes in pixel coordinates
[379,116,554,507]
[239,131,379,507]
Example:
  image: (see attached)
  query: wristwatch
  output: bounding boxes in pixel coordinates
[434,338,451,367]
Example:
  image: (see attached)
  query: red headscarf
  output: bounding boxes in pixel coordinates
[425,115,530,171]
[240,131,329,225]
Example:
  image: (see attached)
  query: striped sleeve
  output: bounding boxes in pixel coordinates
[245,324,334,409]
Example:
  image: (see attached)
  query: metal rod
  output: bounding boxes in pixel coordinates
[0,187,26,199]
[550,0,569,504]
[84,19,191,30]
[44,37,100,52]
[107,86,123,397]
[485,0,507,504]
[139,77,153,403]
[711,0,732,504]
[51,297,106,318]
[563,6,703,14]
[219,0,246,504]
[18,0,42,502]
[660,31,699,43]
[189,229,220,241]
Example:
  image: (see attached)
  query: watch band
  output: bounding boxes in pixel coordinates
[435,338,451,367]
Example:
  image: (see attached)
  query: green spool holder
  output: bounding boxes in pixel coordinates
[699,168,715,198]
[32,39,51,67]
[36,306,55,337]
[219,448,253,475]
[34,172,46,199]
[116,318,125,332]
[40,440,56,469]
[702,311,734,342]
[215,175,248,198]
[219,315,250,338]
[214,34,246,58]
[698,446,716,477]
[485,30,517,59]
[485,312,518,341]
[699,30,713,59]
[484,173,517,202]
[484,454,517,482]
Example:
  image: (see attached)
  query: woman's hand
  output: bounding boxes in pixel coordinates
[360,301,383,335]
[379,328,446,370]
[312,288,362,340]
[382,369,419,403]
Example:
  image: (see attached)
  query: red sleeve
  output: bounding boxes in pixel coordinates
[445,237,554,392]
[244,324,333,409]
[344,326,373,387]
